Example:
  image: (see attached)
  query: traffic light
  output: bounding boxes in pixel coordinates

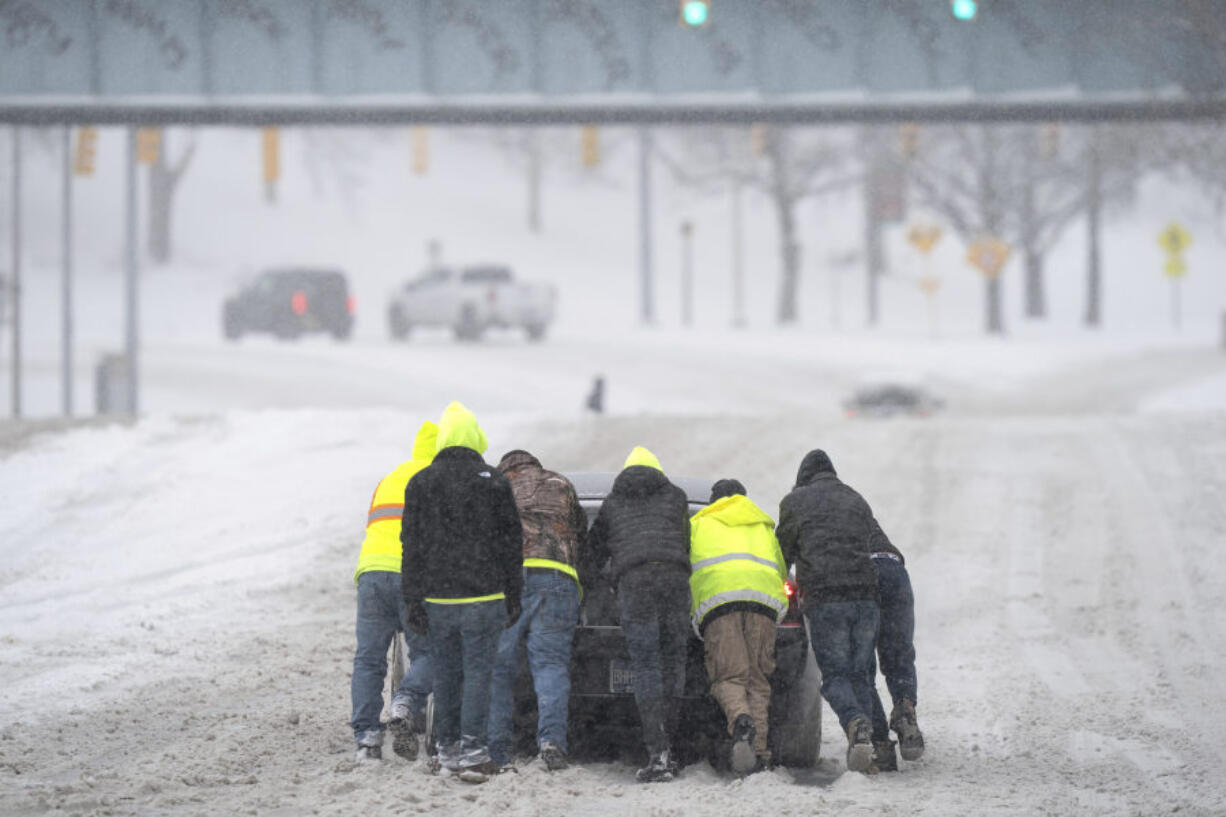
[581,125,600,168]
[74,127,97,176]
[411,126,429,175]
[898,123,920,159]
[1037,123,1060,159]
[136,128,161,165]
[262,127,279,203]
[679,0,710,27]
[951,0,977,20]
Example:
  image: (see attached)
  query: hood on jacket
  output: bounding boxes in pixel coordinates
[611,462,671,497]
[411,421,439,463]
[623,446,663,472]
[692,493,775,528]
[497,449,541,474]
[435,401,489,454]
[795,448,836,486]
[709,478,746,503]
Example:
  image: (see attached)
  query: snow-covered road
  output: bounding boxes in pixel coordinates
[2,336,1225,816]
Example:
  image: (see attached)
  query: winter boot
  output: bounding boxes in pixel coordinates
[845,716,874,773]
[540,742,569,771]
[890,699,925,761]
[729,714,758,776]
[389,717,418,761]
[872,739,898,772]
[635,750,675,783]
[355,745,382,762]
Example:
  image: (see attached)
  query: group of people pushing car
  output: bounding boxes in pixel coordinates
[349,401,925,783]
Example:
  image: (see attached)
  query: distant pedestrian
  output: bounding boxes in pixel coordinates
[583,446,691,782]
[350,420,437,763]
[585,375,605,414]
[865,518,925,771]
[401,402,523,782]
[488,450,587,772]
[777,449,880,773]
[689,478,788,775]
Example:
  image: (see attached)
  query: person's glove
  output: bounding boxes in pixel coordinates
[406,600,429,636]
[505,596,522,629]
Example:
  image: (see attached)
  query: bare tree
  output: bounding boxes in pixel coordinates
[659,126,858,325]
[147,129,197,266]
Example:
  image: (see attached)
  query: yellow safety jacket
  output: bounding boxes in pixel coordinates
[353,421,438,584]
[688,494,788,633]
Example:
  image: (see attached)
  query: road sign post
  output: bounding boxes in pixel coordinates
[908,222,944,338]
[1158,222,1192,330]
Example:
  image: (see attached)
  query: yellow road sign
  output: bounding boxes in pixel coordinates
[74,127,98,176]
[907,223,942,254]
[1158,222,1192,255]
[136,128,160,165]
[1164,257,1187,279]
[967,236,1011,279]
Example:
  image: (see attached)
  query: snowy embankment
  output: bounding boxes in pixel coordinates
[2,335,1226,816]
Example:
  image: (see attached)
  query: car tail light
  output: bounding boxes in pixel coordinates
[347,295,356,315]
[291,291,307,315]
[844,409,857,418]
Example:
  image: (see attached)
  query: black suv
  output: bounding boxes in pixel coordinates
[422,473,823,770]
[222,268,354,341]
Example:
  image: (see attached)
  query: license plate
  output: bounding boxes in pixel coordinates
[609,658,635,694]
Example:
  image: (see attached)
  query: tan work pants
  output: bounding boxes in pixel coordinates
[703,610,776,758]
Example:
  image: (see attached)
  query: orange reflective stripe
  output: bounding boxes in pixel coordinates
[366,503,404,526]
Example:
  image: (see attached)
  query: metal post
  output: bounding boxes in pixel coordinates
[680,221,694,327]
[1172,277,1181,331]
[638,127,655,325]
[62,126,74,416]
[10,126,22,419]
[125,127,139,416]
[731,180,745,328]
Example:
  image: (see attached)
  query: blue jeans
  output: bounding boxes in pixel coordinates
[426,597,505,766]
[350,571,433,745]
[618,567,692,755]
[869,556,918,741]
[805,599,880,733]
[488,570,580,764]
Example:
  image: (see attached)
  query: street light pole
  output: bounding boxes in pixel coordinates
[681,220,694,327]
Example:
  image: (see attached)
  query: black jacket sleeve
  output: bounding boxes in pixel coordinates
[400,474,425,606]
[777,494,798,568]
[496,479,524,608]
[580,505,610,588]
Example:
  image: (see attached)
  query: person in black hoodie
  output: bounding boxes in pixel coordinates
[401,402,523,781]
[777,449,880,774]
[583,446,691,783]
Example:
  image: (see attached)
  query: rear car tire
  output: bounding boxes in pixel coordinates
[774,624,823,767]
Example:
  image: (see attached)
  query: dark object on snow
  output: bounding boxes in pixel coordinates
[586,376,605,414]
[708,478,746,503]
[842,383,943,418]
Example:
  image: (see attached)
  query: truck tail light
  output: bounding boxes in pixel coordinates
[291,290,307,315]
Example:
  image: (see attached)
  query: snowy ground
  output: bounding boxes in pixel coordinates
[2,329,1226,817]
[3,125,1226,815]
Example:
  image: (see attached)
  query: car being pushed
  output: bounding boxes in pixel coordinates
[223,267,354,341]
[423,473,823,771]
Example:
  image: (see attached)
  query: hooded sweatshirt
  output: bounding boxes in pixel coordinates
[400,403,522,607]
[688,493,788,634]
[497,450,587,584]
[354,421,438,583]
[776,449,879,607]
[583,447,691,588]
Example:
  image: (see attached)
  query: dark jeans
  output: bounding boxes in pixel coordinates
[488,570,580,764]
[617,566,692,755]
[805,599,880,734]
[426,598,505,766]
[869,555,918,741]
[350,571,433,745]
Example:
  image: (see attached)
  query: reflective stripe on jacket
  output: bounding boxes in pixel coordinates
[688,494,788,632]
[353,421,438,584]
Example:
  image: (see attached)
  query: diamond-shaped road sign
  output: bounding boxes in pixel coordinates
[967,236,1011,279]
[1158,222,1192,255]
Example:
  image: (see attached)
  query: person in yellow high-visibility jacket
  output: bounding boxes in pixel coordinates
[350,420,437,763]
[689,478,788,776]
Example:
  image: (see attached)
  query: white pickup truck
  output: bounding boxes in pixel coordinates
[387,264,556,342]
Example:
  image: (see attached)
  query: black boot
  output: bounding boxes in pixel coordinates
[730,714,757,776]
[872,739,898,772]
[890,699,925,761]
[635,749,675,783]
